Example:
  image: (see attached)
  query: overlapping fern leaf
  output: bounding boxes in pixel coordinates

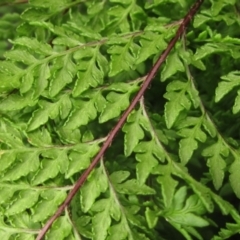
[0,0,240,239]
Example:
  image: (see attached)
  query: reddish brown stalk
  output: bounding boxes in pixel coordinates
[36,0,204,239]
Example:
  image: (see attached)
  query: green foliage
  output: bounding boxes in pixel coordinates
[0,0,240,239]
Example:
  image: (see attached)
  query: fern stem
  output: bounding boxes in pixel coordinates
[36,1,204,239]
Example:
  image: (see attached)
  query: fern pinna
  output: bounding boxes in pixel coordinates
[0,0,240,240]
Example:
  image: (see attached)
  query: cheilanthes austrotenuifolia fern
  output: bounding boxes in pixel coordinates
[0,0,240,239]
